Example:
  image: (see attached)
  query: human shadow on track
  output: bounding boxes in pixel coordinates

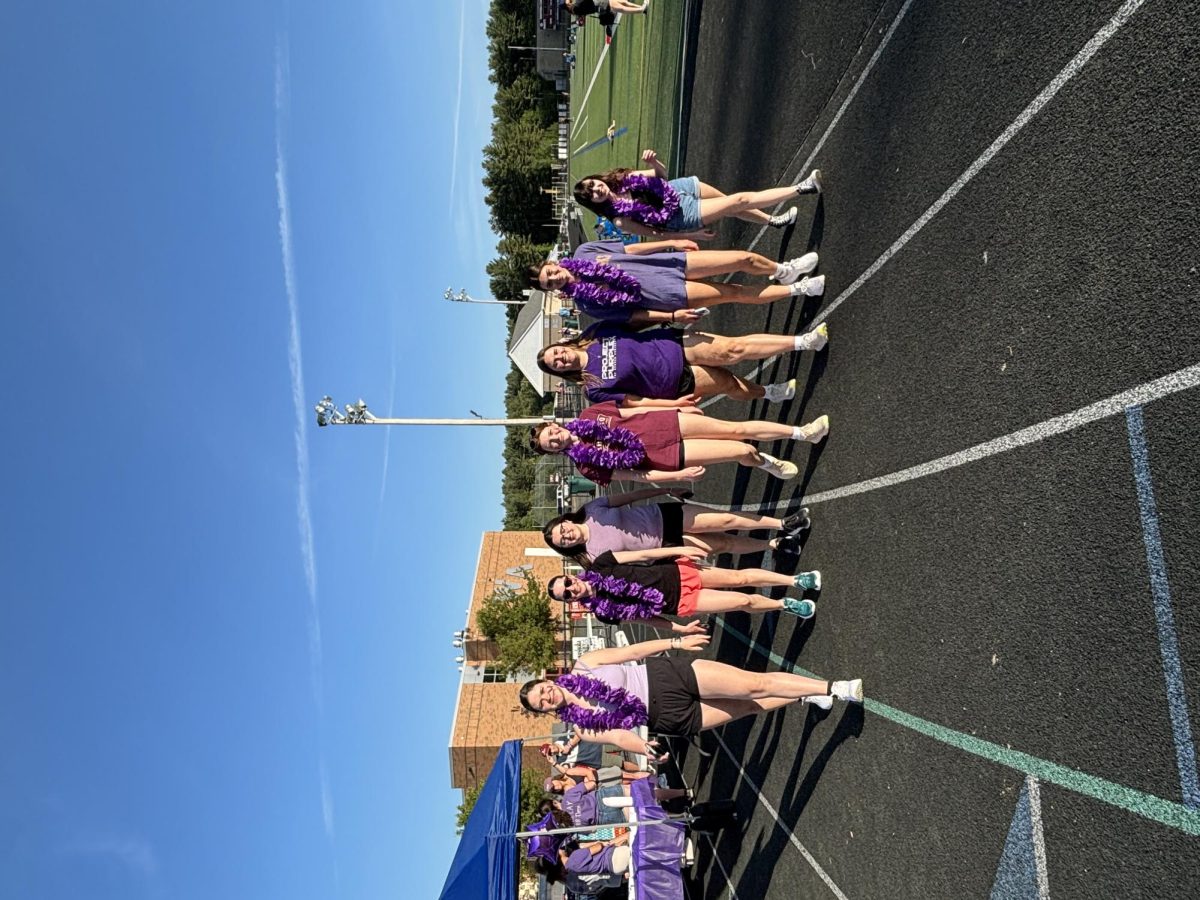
[729,705,865,898]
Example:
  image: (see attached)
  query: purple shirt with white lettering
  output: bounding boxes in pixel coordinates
[583,325,686,405]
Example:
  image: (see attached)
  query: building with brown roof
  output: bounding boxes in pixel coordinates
[448,531,577,791]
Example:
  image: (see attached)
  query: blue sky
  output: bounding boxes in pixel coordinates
[0,1,511,896]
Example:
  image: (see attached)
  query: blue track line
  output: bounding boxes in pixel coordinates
[1125,404,1200,808]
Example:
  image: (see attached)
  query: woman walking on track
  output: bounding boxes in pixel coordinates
[530,401,829,485]
[538,322,829,407]
[541,489,812,564]
[547,543,822,623]
[533,237,824,325]
[573,149,821,239]
[519,634,863,751]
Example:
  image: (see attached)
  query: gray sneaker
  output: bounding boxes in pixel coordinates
[757,453,799,480]
[789,274,826,297]
[768,206,798,228]
[761,378,797,403]
[796,168,822,194]
[775,251,819,285]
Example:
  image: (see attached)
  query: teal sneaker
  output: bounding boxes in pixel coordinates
[782,597,816,619]
[793,570,822,591]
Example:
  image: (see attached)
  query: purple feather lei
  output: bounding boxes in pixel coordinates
[564,417,646,473]
[610,174,681,227]
[558,257,642,308]
[579,570,666,620]
[555,672,649,731]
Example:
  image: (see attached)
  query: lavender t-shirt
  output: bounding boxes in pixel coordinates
[572,240,688,322]
[571,661,650,706]
[583,497,663,558]
[561,781,599,827]
[584,325,686,405]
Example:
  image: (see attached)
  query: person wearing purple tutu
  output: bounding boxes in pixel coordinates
[532,237,824,326]
[547,544,823,623]
[519,634,864,752]
[529,401,829,485]
[572,148,822,239]
[537,321,829,408]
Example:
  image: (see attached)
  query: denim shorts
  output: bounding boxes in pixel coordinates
[662,176,703,232]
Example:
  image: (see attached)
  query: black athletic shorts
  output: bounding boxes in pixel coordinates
[645,656,703,736]
[676,364,696,398]
[657,502,684,545]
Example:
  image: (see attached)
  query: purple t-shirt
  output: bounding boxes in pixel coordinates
[561,782,599,827]
[583,325,686,405]
[583,497,664,558]
[572,240,688,322]
[567,844,620,876]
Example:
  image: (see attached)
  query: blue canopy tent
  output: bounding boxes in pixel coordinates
[439,739,691,899]
[439,740,523,900]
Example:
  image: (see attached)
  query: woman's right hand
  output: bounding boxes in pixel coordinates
[676,545,708,560]
[679,633,710,652]
[673,619,708,635]
[679,466,706,481]
[671,309,707,324]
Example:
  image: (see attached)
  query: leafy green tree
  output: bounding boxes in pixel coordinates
[476,573,557,674]
[455,771,547,837]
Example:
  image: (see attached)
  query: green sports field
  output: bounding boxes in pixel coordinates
[566,1,688,186]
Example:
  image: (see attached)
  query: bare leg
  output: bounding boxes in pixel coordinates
[681,438,765,470]
[692,659,830,699]
[699,187,801,225]
[683,332,797,365]
[695,182,772,225]
[685,281,792,307]
[682,533,772,555]
[692,588,784,614]
[683,250,777,279]
[699,566,794,589]
[681,505,783,533]
[690,365,765,401]
[678,415,795,442]
[700,697,798,729]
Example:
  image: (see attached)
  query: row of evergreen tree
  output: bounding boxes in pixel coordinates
[484,0,570,530]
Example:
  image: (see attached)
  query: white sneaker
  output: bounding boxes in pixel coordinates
[761,378,797,403]
[804,694,834,710]
[774,251,819,285]
[796,169,822,194]
[798,414,829,443]
[798,322,829,352]
[830,679,864,703]
[769,206,798,228]
[757,453,798,480]
[789,274,825,297]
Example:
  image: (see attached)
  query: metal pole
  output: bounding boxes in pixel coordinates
[514,817,687,839]
[315,397,552,428]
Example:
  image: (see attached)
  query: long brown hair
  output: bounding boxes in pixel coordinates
[572,168,633,218]
[536,332,600,386]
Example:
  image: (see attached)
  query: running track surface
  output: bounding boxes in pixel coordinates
[620,1,1200,898]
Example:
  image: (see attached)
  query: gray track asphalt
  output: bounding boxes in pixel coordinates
[620,1,1200,898]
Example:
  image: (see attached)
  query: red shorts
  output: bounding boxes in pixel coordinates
[674,558,702,616]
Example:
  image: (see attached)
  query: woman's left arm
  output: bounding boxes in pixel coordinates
[623,239,698,255]
[578,633,709,667]
[576,728,665,757]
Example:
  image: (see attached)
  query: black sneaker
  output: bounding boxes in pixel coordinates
[779,508,812,537]
[771,534,803,556]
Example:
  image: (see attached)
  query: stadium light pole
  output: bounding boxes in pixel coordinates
[442,287,527,306]
[314,396,549,428]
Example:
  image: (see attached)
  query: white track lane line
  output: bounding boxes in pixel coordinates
[704,361,1200,514]
[712,732,851,900]
[700,0,1150,405]
[1027,775,1051,900]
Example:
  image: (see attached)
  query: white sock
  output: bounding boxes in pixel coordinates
[793,334,808,351]
[773,262,788,280]
[791,426,804,441]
